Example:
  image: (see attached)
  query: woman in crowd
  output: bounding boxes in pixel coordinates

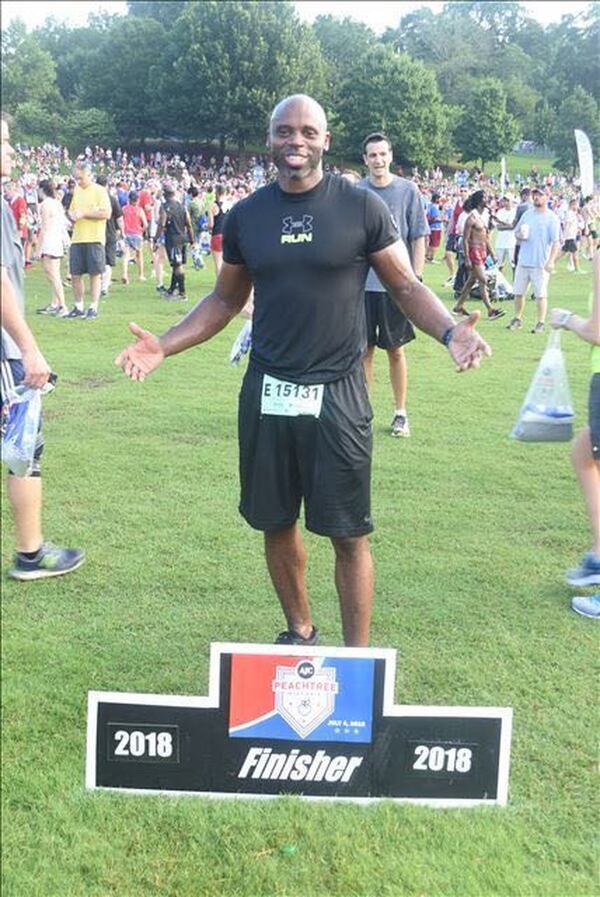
[36,179,69,316]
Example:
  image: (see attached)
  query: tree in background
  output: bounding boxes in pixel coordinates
[335,45,451,167]
[155,1,326,149]
[1,0,597,169]
[1,20,61,109]
[454,78,521,169]
[550,87,600,173]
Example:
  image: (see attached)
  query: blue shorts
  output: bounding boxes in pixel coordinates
[1,357,44,476]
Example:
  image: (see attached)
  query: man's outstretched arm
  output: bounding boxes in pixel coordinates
[115,261,253,381]
[369,240,491,372]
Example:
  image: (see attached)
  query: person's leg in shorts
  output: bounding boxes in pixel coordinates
[530,267,550,331]
[210,232,223,276]
[84,244,105,316]
[40,255,67,314]
[363,291,415,436]
[69,243,86,315]
[567,375,600,616]
[238,366,374,646]
[443,233,456,282]
[121,235,132,284]
[455,248,504,319]
[508,264,535,330]
[1,357,84,579]
[165,242,187,299]
[102,240,116,296]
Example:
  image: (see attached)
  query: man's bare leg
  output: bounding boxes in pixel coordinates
[6,475,42,553]
[71,273,85,311]
[264,524,313,637]
[89,274,101,312]
[363,345,376,392]
[572,428,600,556]
[387,346,407,412]
[331,535,374,647]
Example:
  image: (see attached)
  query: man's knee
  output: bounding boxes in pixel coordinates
[387,345,405,362]
[330,534,371,561]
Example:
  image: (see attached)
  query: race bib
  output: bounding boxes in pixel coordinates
[261,374,324,418]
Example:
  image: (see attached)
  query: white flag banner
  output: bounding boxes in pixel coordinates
[574,129,594,197]
[500,156,506,190]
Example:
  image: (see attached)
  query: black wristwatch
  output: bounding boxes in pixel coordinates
[442,326,455,347]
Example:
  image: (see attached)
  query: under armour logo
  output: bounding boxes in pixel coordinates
[281,215,313,235]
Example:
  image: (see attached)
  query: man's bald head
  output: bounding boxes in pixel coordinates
[270,95,327,133]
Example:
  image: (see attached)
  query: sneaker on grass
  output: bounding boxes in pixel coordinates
[507,317,522,331]
[571,594,600,619]
[391,413,410,437]
[566,552,600,587]
[85,308,98,320]
[65,306,85,319]
[275,626,318,646]
[9,543,85,581]
[531,322,545,334]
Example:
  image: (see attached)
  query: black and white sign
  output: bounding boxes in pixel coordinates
[86,643,512,805]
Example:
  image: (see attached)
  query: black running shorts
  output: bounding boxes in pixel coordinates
[166,241,186,267]
[365,291,416,350]
[590,373,600,461]
[238,365,374,537]
[69,242,105,276]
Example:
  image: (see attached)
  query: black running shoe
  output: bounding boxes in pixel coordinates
[275,626,318,646]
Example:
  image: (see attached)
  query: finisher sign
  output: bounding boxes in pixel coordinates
[86,644,512,805]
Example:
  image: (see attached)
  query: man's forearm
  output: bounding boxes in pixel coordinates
[410,236,425,278]
[159,291,246,358]
[548,241,561,265]
[389,280,455,343]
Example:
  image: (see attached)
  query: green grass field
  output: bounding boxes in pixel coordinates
[1,249,598,897]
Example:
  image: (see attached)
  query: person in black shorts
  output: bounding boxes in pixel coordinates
[116,95,490,647]
[154,185,194,301]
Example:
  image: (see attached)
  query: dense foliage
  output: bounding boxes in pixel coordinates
[1,0,598,169]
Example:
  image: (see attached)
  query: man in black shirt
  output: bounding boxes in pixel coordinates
[96,175,122,297]
[116,95,490,647]
[154,185,194,301]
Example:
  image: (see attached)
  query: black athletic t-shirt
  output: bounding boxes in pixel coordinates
[223,173,398,383]
[163,199,186,244]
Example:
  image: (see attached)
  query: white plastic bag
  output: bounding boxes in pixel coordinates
[511,330,574,442]
[1,387,42,476]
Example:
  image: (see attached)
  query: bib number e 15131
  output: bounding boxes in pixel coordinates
[261,374,324,418]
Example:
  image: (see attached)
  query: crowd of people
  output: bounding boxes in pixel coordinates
[2,112,599,622]
[4,141,598,324]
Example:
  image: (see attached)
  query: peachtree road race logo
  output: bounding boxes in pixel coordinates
[86,643,513,805]
[281,215,313,244]
[228,653,373,743]
[272,660,338,738]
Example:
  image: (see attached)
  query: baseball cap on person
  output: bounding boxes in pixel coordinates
[163,185,175,196]
[531,186,544,195]
[128,190,138,202]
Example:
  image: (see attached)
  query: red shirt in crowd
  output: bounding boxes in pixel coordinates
[122,203,146,236]
[10,194,28,238]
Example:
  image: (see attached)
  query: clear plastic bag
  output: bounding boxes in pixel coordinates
[229,320,252,366]
[1,387,42,476]
[511,330,574,442]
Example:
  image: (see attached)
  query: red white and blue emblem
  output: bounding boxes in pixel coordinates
[228,654,374,743]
